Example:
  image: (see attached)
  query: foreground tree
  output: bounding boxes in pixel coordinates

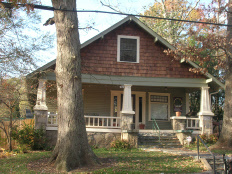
[218,0,232,147]
[49,0,99,171]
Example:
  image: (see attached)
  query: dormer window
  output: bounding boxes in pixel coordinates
[117,35,140,63]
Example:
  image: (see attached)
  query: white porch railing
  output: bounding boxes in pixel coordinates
[47,113,121,129]
[47,112,58,126]
[186,118,200,129]
[85,116,121,128]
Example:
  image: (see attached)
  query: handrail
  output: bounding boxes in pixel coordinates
[197,135,216,174]
[152,118,160,142]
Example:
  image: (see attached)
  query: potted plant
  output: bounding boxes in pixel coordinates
[139,123,145,129]
[176,111,181,117]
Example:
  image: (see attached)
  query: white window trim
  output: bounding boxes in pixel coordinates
[148,92,170,121]
[117,35,140,63]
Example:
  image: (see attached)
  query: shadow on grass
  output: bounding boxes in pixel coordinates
[93,149,203,173]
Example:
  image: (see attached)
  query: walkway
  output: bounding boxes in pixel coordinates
[141,147,225,174]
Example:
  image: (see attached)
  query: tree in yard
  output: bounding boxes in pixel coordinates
[165,0,232,147]
[49,0,99,171]
[0,78,23,151]
[140,0,202,44]
[218,0,232,147]
[0,3,54,76]
[0,1,53,150]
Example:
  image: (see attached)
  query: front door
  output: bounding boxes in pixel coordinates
[111,91,146,129]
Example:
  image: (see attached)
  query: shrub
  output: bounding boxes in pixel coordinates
[194,133,218,145]
[110,140,131,150]
[12,122,46,151]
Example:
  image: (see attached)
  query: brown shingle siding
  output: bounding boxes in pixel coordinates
[81,21,205,79]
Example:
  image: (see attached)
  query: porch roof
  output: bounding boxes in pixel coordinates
[44,72,210,88]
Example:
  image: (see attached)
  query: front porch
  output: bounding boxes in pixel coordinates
[34,77,214,135]
[32,76,217,148]
[46,112,201,133]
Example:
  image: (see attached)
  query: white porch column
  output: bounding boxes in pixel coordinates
[33,79,48,130]
[121,84,138,147]
[121,84,135,115]
[198,87,214,135]
[34,79,48,111]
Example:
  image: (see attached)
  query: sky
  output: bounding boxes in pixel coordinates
[36,0,155,65]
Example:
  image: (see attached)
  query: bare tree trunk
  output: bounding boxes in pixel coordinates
[217,0,232,147]
[9,109,13,151]
[49,0,99,171]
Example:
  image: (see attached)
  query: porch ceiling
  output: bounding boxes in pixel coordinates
[42,72,208,88]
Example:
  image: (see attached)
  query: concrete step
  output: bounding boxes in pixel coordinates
[155,144,183,148]
[139,136,179,141]
[206,157,226,173]
[138,133,182,149]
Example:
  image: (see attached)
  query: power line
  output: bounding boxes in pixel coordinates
[1,2,230,27]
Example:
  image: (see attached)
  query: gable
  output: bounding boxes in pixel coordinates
[81,21,205,79]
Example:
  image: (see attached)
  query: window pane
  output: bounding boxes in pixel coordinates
[150,95,168,103]
[120,38,137,62]
[139,97,142,122]
[113,96,117,117]
[150,103,168,120]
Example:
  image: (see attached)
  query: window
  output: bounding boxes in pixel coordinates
[149,93,170,121]
[117,35,140,63]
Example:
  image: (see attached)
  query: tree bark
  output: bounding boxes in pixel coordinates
[49,0,99,171]
[9,108,12,151]
[217,0,232,147]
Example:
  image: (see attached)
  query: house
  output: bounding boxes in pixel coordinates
[29,16,225,147]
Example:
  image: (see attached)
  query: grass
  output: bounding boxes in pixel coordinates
[184,143,232,155]
[93,148,203,173]
[0,148,204,173]
[0,151,51,173]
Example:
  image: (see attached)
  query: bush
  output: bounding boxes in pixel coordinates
[110,140,131,150]
[194,133,218,145]
[12,122,46,151]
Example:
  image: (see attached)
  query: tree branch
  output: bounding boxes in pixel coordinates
[100,1,123,13]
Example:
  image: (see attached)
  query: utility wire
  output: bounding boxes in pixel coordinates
[1,2,230,27]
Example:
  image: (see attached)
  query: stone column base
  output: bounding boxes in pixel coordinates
[121,130,139,148]
[34,110,48,130]
[121,113,134,130]
[199,115,213,135]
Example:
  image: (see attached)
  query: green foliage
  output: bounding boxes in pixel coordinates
[12,122,46,151]
[13,144,31,154]
[202,134,218,144]
[189,91,200,113]
[110,140,131,150]
[194,134,219,146]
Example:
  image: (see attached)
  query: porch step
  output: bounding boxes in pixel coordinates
[138,133,182,148]
[206,157,225,173]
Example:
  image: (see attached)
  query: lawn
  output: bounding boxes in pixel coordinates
[0,148,204,173]
[184,144,232,155]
